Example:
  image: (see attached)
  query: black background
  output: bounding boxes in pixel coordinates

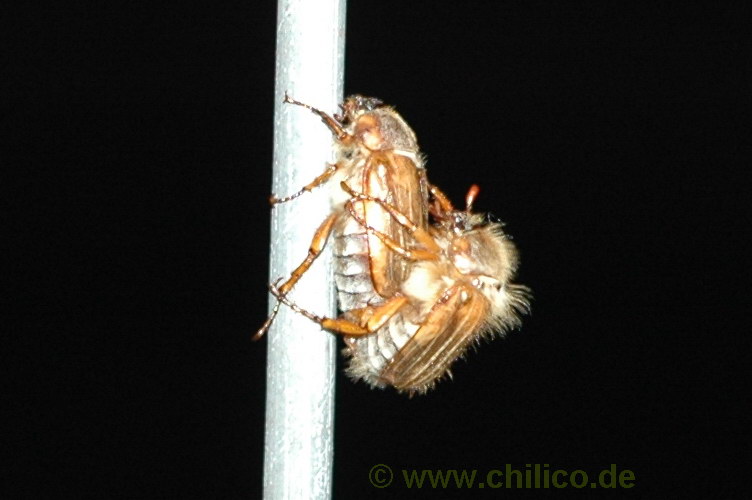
[5,1,748,498]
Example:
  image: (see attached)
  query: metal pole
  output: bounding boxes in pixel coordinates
[263,1,345,499]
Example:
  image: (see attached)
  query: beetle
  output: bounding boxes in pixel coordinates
[256,94,432,339]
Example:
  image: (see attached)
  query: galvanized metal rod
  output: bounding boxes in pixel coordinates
[263,0,345,499]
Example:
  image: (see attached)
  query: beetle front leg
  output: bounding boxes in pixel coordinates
[269,162,340,205]
[283,93,350,142]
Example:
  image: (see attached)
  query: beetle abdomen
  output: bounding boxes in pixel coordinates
[332,215,381,312]
[343,311,419,388]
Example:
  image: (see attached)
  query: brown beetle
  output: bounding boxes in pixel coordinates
[256,94,432,339]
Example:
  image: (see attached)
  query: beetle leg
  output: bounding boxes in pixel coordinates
[269,282,409,337]
[283,92,351,142]
[254,213,338,340]
[341,182,442,255]
[269,163,339,205]
[428,183,455,213]
[269,93,357,205]
[348,296,409,333]
[345,200,438,261]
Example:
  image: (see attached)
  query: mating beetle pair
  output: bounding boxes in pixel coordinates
[256,94,530,395]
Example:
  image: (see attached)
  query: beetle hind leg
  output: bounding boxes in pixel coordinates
[340,181,442,256]
[268,281,409,337]
[254,213,338,339]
